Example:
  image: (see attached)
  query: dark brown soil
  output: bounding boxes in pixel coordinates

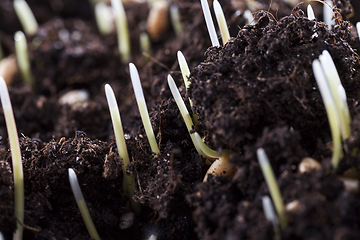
[1,0,360,240]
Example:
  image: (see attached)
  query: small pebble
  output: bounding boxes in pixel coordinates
[119,211,135,229]
[298,157,322,173]
[59,89,89,106]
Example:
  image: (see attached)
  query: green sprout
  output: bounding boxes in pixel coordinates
[319,50,351,140]
[95,2,114,35]
[14,31,34,89]
[177,50,191,91]
[105,84,141,214]
[111,0,131,63]
[139,32,152,59]
[213,0,230,45]
[170,5,183,36]
[129,63,159,155]
[262,196,281,240]
[257,148,287,229]
[307,4,315,20]
[194,132,229,159]
[200,0,219,47]
[312,59,342,169]
[13,0,38,36]
[0,76,24,240]
[68,168,101,240]
[167,74,205,157]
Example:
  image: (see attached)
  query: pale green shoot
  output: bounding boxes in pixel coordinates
[167,74,205,157]
[111,0,131,63]
[257,148,287,229]
[243,10,254,25]
[356,22,360,41]
[177,50,191,91]
[68,168,100,240]
[140,32,152,57]
[95,2,114,35]
[307,4,315,20]
[129,63,159,155]
[319,50,351,140]
[312,60,342,169]
[200,0,219,47]
[13,0,38,36]
[213,0,230,45]
[324,0,334,30]
[262,196,281,240]
[105,84,141,214]
[14,31,34,88]
[170,5,183,36]
[0,77,24,240]
[0,231,4,240]
[194,132,229,159]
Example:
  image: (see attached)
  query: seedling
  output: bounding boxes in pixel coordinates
[13,0,38,36]
[213,0,230,45]
[194,132,229,159]
[129,63,159,155]
[105,84,141,214]
[170,5,183,36]
[200,0,220,47]
[243,10,254,25]
[312,59,342,169]
[111,0,131,63]
[262,196,281,240]
[68,168,100,240]
[323,0,334,29]
[357,22,360,41]
[257,148,287,229]
[0,77,24,240]
[95,2,114,35]
[140,32,152,58]
[14,31,34,89]
[307,4,315,20]
[319,50,351,140]
[167,74,204,157]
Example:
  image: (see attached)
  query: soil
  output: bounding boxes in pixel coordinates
[1,0,360,240]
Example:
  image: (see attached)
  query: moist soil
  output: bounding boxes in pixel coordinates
[1,0,360,240]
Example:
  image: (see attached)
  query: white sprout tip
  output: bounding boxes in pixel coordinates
[262,195,278,224]
[129,63,144,100]
[338,85,347,104]
[356,22,360,40]
[14,31,25,42]
[200,0,220,47]
[105,84,117,109]
[312,59,332,105]
[257,148,269,167]
[68,168,84,202]
[307,4,315,20]
[0,76,11,108]
[177,50,185,62]
[167,74,181,100]
[149,235,157,240]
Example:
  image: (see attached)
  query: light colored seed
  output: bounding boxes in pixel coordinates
[147,0,169,41]
[285,200,302,213]
[339,177,359,193]
[59,89,89,106]
[119,211,135,229]
[298,157,322,173]
[0,55,18,85]
[203,155,236,182]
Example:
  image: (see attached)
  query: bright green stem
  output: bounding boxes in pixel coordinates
[68,168,100,240]
[213,0,230,45]
[105,84,141,214]
[13,0,38,36]
[0,77,24,240]
[14,31,34,88]
[257,148,287,230]
[129,63,159,155]
[194,132,229,159]
[167,75,205,157]
[111,0,131,63]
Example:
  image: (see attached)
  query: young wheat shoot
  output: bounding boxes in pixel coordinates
[13,0,38,35]
[95,2,114,35]
[257,148,287,229]
[167,74,205,157]
[0,76,24,240]
[129,63,159,155]
[14,31,34,88]
[111,0,131,63]
[312,60,342,169]
[243,10,254,25]
[357,22,360,41]
[194,132,228,159]
[324,0,334,30]
[200,0,220,47]
[213,0,230,45]
[68,168,100,240]
[307,4,315,20]
[105,84,141,214]
[319,50,351,140]
[140,32,152,57]
[170,5,183,36]
[262,196,281,240]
